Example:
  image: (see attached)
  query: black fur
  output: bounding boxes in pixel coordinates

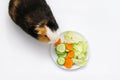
[9,0,59,38]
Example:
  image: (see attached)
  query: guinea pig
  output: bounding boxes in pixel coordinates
[9,0,59,43]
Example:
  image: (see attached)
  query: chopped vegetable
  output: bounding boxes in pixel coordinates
[67,51,74,58]
[57,57,65,65]
[65,49,69,52]
[64,31,84,43]
[64,58,73,68]
[54,39,61,46]
[74,50,85,59]
[58,53,67,58]
[72,58,87,66]
[55,31,88,69]
[73,42,83,53]
[56,44,66,53]
[64,31,75,43]
[66,43,73,51]
[56,50,65,55]
[82,41,88,55]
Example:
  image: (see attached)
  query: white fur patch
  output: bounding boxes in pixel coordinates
[45,26,59,43]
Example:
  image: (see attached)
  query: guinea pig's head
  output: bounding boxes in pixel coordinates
[34,20,59,43]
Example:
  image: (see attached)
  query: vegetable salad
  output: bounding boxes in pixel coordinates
[54,31,88,69]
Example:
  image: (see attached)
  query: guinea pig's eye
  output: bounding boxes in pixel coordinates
[45,35,47,37]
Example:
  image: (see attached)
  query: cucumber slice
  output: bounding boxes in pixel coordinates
[56,44,66,53]
[57,57,65,65]
[58,53,67,58]
[56,50,64,55]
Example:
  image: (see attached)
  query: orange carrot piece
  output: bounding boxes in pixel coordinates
[66,43,73,51]
[54,38,61,46]
[64,58,73,68]
[67,51,74,58]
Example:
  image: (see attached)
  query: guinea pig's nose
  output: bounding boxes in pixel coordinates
[49,32,59,44]
[45,26,60,44]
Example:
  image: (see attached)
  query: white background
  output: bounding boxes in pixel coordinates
[0,0,120,80]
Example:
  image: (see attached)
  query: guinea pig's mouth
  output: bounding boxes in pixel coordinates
[45,26,59,44]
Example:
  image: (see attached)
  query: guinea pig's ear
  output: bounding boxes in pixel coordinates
[39,19,48,27]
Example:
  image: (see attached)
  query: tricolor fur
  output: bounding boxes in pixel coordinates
[9,0,59,43]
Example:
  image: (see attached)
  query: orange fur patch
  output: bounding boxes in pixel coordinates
[38,35,50,43]
[35,26,50,43]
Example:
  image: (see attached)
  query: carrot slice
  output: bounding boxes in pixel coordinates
[54,38,61,46]
[67,51,74,58]
[66,43,73,51]
[64,58,73,68]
